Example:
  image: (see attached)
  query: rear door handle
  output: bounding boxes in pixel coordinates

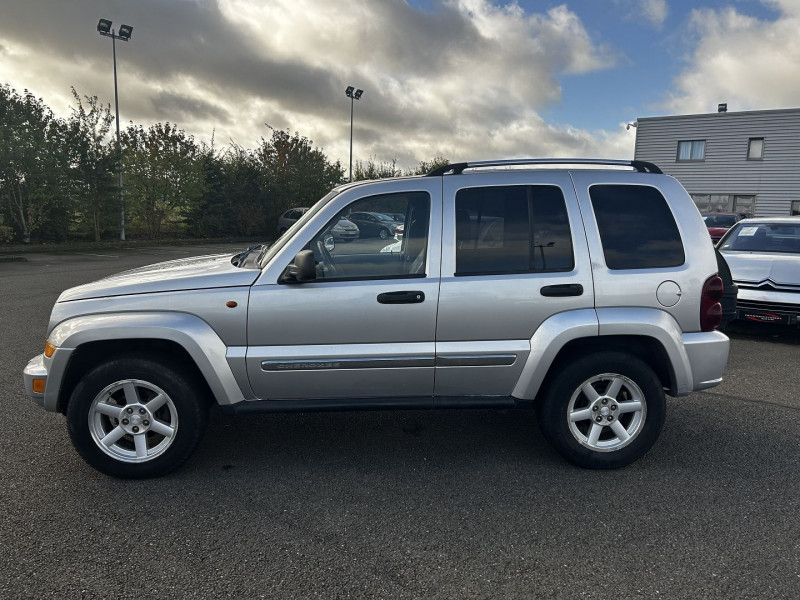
[540,284,583,297]
[377,291,425,304]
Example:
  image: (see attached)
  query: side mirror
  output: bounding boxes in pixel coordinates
[281,249,316,283]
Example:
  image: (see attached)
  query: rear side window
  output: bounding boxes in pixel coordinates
[455,185,573,275]
[590,184,684,270]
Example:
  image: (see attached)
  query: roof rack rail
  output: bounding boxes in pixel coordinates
[426,159,663,176]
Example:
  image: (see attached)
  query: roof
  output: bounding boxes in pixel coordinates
[637,107,800,123]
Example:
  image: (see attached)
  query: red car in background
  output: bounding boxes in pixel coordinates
[703,212,752,244]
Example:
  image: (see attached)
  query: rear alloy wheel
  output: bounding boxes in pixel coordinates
[538,352,665,469]
[66,356,209,478]
[379,228,390,239]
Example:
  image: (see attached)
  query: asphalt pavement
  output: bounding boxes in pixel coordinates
[0,244,798,599]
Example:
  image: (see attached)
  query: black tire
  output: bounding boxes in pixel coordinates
[537,352,666,469]
[379,228,390,239]
[66,355,209,479]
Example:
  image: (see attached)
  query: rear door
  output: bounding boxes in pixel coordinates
[435,170,594,397]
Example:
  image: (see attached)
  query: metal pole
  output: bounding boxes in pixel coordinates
[112,31,125,240]
[349,95,354,182]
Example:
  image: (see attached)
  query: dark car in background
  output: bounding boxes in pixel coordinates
[278,207,359,241]
[346,211,403,239]
[703,212,752,244]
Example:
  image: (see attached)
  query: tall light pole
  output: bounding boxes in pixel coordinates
[345,86,363,182]
[97,18,133,241]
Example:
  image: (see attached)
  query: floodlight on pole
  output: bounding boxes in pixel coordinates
[97,18,133,241]
[345,86,364,182]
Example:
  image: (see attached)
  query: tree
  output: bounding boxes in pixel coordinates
[0,85,70,243]
[353,157,401,181]
[65,89,116,241]
[121,122,205,238]
[409,156,450,176]
[254,128,345,232]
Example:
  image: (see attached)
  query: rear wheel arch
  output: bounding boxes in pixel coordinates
[539,335,678,400]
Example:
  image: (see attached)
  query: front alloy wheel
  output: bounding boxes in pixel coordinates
[88,379,179,463]
[67,355,208,478]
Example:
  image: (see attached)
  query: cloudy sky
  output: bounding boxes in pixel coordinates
[1,0,798,170]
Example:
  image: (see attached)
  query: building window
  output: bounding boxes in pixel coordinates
[690,194,756,215]
[733,195,755,216]
[677,140,706,161]
[792,201,800,216]
[747,137,764,160]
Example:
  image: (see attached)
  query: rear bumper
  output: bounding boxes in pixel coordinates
[682,330,730,392]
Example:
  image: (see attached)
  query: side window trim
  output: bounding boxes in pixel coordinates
[589,183,685,271]
[454,184,575,276]
[304,191,431,283]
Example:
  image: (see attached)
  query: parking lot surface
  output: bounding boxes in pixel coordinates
[1,244,798,598]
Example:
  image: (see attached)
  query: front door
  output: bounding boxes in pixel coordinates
[246,178,442,400]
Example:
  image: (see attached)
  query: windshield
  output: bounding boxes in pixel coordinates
[704,214,737,227]
[719,222,800,253]
[258,189,342,268]
[375,213,394,222]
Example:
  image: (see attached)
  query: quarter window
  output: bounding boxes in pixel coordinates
[455,185,573,275]
[747,137,764,160]
[590,185,685,270]
[677,140,706,161]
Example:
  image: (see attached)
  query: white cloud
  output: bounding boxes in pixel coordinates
[615,0,668,29]
[666,4,800,114]
[0,0,627,169]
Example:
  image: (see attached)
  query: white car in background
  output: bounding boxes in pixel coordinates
[717,217,800,325]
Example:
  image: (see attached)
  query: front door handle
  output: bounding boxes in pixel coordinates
[377,291,425,304]
[540,284,584,297]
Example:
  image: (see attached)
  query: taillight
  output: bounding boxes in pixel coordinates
[701,275,724,331]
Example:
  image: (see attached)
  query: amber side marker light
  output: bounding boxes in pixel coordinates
[44,341,57,358]
[32,379,46,393]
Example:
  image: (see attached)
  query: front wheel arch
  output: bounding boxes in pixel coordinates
[57,339,215,414]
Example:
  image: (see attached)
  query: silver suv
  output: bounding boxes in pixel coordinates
[23,159,730,478]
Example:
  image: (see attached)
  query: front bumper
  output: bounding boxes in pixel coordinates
[23,354,48,409]
[22,347,73,412]
[735,287,800,325]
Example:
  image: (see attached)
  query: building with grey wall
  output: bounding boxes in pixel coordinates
[633,107,800,217]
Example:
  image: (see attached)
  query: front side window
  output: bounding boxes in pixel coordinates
[309,192,429,281]
[747,138,764,160]
[590,185,685,270]
[677,140,706,161]
[455,185,573,275]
